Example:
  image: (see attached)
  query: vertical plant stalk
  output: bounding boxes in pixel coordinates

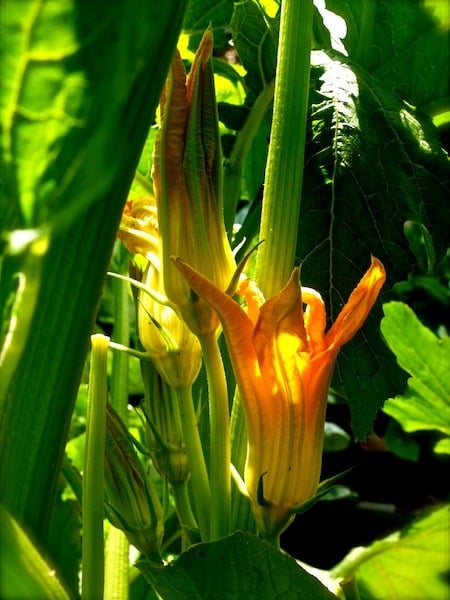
[174,385,211,541]
[82,334,109,600]
[223,80,275,232]
[229,391,255,533]
[199,331,231,540]
[254,0,314,298]
[105,277,130,600]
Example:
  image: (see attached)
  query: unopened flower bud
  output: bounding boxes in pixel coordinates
[104,404,163,556]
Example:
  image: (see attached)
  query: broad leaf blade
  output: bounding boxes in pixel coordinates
[0,505,70,600]
[138,531,338,599]
[297,50,450,438]
[333,504,450,600]
[231,0,279,97]
[327,0,449,113]
[381,301,450,451]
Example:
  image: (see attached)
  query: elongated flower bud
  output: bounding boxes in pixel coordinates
[152,29,236,335]
[104,404,163,556]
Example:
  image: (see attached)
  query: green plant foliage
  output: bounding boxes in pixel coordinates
[0,505,70,600]
[332,503,450,600]
[298,49,449,438]
[138,531,339,599]
[327,0,450,113]
[0,0,188,547]
[381,301,450,453]
[47,485,81,599]
[231,0,279,97]
[183,0,235,50]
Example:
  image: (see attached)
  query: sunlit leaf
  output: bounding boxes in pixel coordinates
[297,50,450,438]
[0,505,70,600]
[381,301,450,453]
[327,0,450,113]
[332,503,450,600]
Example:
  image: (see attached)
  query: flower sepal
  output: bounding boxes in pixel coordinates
[290,468,353,515]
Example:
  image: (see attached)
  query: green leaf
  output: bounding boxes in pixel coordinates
[297,50,450,438]
[0,0,188,547]
[47,484,81,599]
[0,505,70,600]
[231,0,279,97]
[183,0,235,51]
[381,301,450,453]
[184,0,234,33]
[138,531,338,599]
[327,0,449,114]
[332,504,450,600]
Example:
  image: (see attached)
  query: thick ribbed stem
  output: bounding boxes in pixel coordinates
[254,0,314,298]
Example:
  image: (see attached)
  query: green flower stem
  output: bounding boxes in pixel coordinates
[174,385,211,541]
[229,392,255,533]
[82,334,109,600]
[198,330,231,540]
[171,480,199,546]
[254,0,314,298]
[105,276,130,600]
[110,276,130,421]
[223,80,275,232]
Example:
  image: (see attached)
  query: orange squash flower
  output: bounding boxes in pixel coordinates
[174,256,386,537]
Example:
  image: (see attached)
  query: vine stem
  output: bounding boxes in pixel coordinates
[254,0,314,298]
[105,275,130,600]
[82,334,109,600]
[174,385,211,541]
[199,331,231,540]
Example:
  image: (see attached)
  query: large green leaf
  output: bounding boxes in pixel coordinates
[332,503,450,600]
[138,531,338,599]
[326,0,449,114]
[0,0,187,546]
[297,50,450,438]
[231,0,279,97]
[381,301,450,453]
[0,505,69,600]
